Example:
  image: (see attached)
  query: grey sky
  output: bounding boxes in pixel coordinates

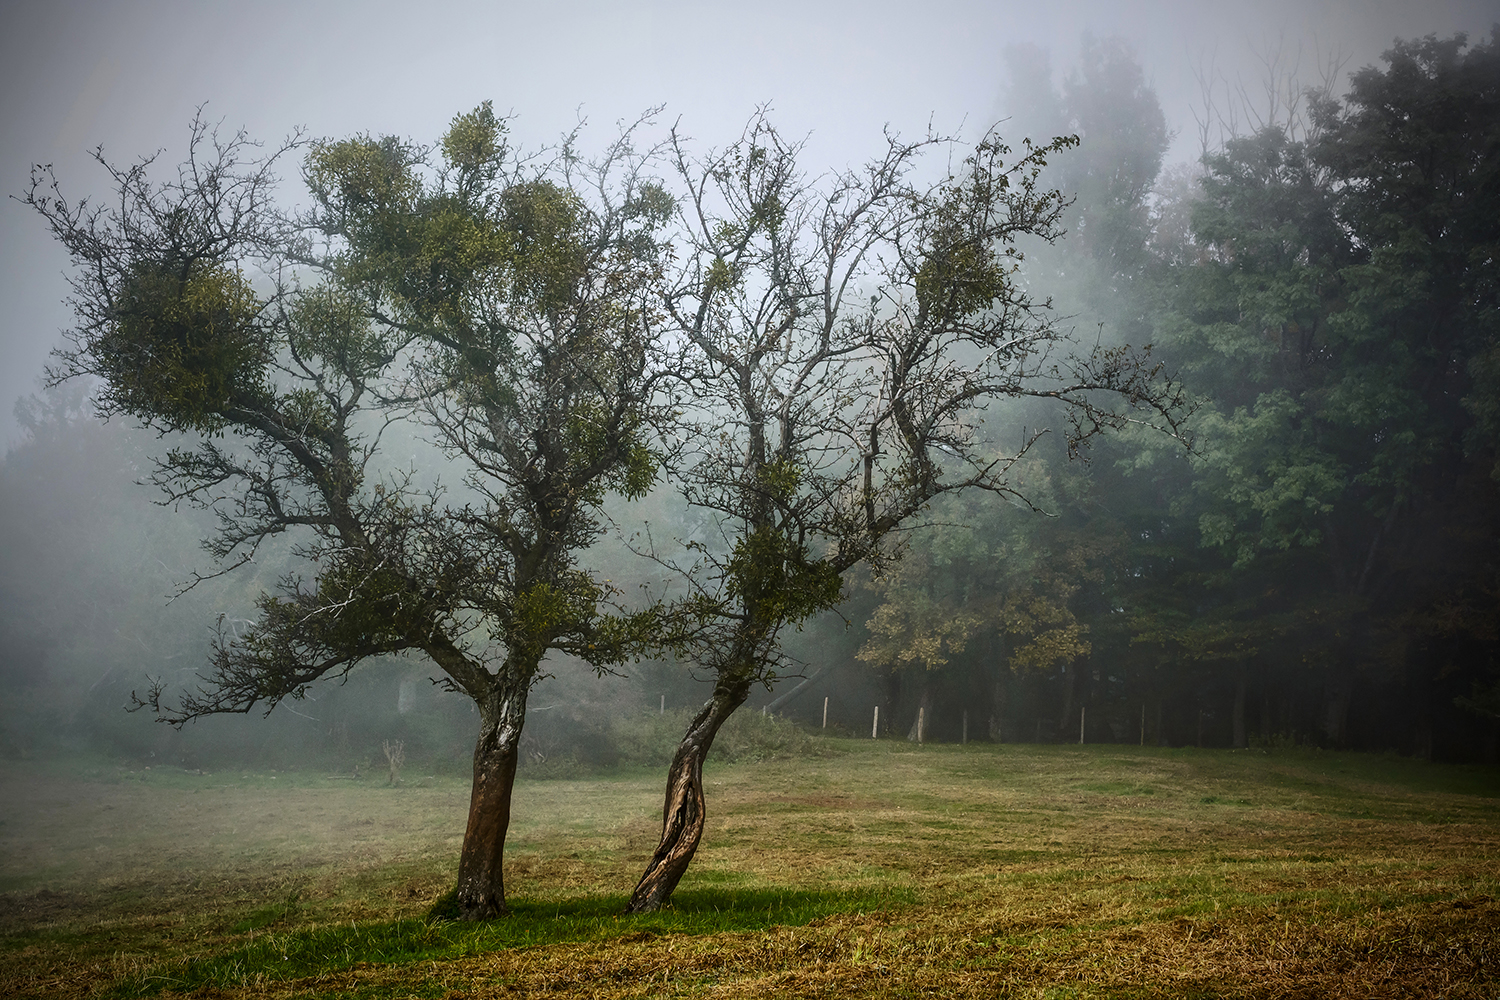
[3,0,1495,448]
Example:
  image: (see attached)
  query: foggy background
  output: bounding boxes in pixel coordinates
[5,0,1495,448]
[2,0,1498,773]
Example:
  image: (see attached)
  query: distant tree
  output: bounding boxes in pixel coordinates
[1145,29,1500,751]
[843,36,1179,747]
[26,104,673,918]
[0,387,209,758]
[1056,33,1171,280]
[625,116,1190,912]
[1001,34,1171,285]
[854,463,1121,744]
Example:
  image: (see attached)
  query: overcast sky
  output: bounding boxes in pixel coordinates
[2,0,1495,448]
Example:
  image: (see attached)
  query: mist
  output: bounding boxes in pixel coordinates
[1,0,1495,773]
[2,2,1498,992]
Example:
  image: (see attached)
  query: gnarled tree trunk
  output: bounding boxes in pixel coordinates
[625,674,749,913]
[455,680,528,919]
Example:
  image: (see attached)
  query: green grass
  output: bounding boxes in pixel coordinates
[109,885,914,997]
[2,740,1497,998]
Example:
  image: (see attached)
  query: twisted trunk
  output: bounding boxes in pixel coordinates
[625,673,750,913]
[454,676,528,919]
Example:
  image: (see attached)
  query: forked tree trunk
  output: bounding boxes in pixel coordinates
[625,675,749,913]
[455,682,527,920]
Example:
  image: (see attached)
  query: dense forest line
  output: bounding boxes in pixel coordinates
[855,30,1500,762]
[2,28,1497,775]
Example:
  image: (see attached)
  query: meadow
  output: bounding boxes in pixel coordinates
[1,739,1496,998]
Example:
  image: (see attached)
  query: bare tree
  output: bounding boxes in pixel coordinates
[626,116,1191,912]
[1192,35,1350,155]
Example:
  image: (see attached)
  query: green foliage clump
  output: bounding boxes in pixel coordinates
[441,100,506,180]
[567,405,659,504]
[304,135,421,215]
[307,559,429,649]
[101,261,267,431]
[498,179,587,310]
[726,525,844,626]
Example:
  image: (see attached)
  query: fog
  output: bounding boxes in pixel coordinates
[3,0,1499,781]
[5,0,1495,447]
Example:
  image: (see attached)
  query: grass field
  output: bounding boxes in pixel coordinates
[2,740,1497,998]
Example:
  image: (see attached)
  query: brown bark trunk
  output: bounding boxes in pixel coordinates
[1058,663,1075,741]
[1324,669,1353,747]
[454,682,527,920]
[626,675,749,914]
[1232,668,1248,749]
[907,683,932,743]
[989,674,1006,742]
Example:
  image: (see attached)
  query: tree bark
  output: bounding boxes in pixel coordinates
[1058,663,1076,741]
[454,680,527,920]
[1323,669,1353,747]
[906,683,932,742]
[1232,668,1248,749]
[988,635,1006,742]
[626,674,749,913]
[989,671,1007,742]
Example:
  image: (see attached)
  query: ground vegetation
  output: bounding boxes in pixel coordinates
[1,741,1495,998]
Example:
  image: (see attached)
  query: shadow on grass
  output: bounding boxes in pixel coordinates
[109,885,913,997]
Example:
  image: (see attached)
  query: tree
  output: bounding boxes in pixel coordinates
[1141,29,1500,752]
[852,456,1124,746]
[26,105,673,918]
[1000,35,1171,291]
[841,38,1181,750]
[1055,33,1171,282]
[625,116,1190,912]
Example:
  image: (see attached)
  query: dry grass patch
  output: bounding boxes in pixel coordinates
[1,742,1496,998]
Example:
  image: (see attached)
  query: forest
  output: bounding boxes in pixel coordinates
[1,28,1497,920]
[856,30,1500,763]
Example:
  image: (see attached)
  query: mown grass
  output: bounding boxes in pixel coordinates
[109,885,912,998]
[2,740,1497,998]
